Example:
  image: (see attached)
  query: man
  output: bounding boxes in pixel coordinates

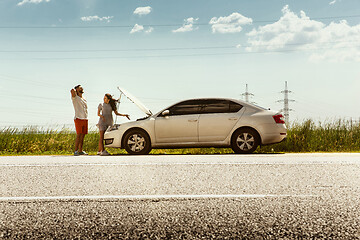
[71,85,88,156]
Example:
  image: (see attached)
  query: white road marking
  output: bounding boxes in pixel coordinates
[1,153,360,167]
[0,161,357,167]
[0,194,316,202]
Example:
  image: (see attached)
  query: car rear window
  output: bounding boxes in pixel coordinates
[229,101,243,112]
[202,100,243,114]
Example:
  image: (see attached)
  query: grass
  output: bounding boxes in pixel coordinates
[259,119,360,153]
[1,119,360,155]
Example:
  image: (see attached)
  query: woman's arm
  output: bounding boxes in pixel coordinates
[114,110,130,120]
[98,107,105,120]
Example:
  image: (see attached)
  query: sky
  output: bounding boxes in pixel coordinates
[0,0,359,129]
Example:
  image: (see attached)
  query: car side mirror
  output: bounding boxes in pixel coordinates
[161,110,170,117]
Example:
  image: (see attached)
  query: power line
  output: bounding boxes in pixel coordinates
[0,123,78,129]
[0,74,179,105]
[0,74,69,88]
[2,45,358,60]
[0,46,236,53]
[0,14,359,29]
[0,40,358,53]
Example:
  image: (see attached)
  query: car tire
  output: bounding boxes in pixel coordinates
[123,129,151,155]
[231,128,259,154]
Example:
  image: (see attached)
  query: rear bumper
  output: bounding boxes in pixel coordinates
[257,123,287,145]
[261,132,287,145]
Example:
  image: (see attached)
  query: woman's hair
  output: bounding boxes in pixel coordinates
[105,93,118,111]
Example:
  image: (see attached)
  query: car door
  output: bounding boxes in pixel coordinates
[154,100,201,143]
[198,99,244,142]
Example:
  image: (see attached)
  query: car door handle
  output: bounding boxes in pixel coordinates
[229,117,238,121]
[188,119,198,122]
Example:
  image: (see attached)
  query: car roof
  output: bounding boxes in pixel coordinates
[171,98,268,111]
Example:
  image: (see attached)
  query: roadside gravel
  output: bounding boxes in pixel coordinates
[1,196,360,239]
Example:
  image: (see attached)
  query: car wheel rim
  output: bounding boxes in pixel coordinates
[127,134,146,152]
[236,133,255,151]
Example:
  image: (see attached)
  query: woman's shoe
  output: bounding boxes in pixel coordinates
[100,150,110,156]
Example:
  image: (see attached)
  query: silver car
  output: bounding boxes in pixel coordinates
[104,87,287,155]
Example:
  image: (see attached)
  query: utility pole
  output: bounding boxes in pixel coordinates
[241,84,254,103]
[277,81,295,125]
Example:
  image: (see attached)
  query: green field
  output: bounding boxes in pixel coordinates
[1,119,360,155]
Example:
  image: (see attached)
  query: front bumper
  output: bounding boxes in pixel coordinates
[104,138,114,145]
[104,127,126,148]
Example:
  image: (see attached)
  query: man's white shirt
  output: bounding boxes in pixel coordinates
[72,95,88,119]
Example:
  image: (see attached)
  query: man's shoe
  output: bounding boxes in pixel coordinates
[97,151,101,155]
[74,151,80,156]
[100,150,110,156]
[79,151,88,155]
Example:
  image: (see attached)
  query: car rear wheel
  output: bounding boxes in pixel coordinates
[123,129,151,155]
[231,128,259,154]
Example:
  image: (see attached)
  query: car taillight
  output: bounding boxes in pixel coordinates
[273,114,285,124]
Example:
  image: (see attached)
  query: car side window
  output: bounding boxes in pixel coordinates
[169,100,202,116]
[202,100,243,114]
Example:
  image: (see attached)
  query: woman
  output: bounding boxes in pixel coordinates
[97,93,130,156]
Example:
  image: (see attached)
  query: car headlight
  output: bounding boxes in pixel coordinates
[108,124,120,131]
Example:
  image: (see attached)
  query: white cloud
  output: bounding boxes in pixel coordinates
[145,27,154,34]
[133,6,152,16]
[172,17,199,33]
[129,24,153,34]
[245,5,360,62]
[209,13,252,33]
[329,0,337,5]
[17,0,50,6]
[81,16,114,23]
[130,24,144,34]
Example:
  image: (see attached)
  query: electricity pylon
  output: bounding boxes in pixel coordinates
[277,81,295,125]
[241,84,254,103]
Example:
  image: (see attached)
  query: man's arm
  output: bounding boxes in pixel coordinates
[70,88,77,98]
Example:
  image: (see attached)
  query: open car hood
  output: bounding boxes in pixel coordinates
[117,87,152,116]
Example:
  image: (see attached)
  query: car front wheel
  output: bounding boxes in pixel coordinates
[231,128,259,154]
[123,129,151,155]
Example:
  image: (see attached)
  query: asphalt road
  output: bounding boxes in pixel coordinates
[1,153,360,239]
